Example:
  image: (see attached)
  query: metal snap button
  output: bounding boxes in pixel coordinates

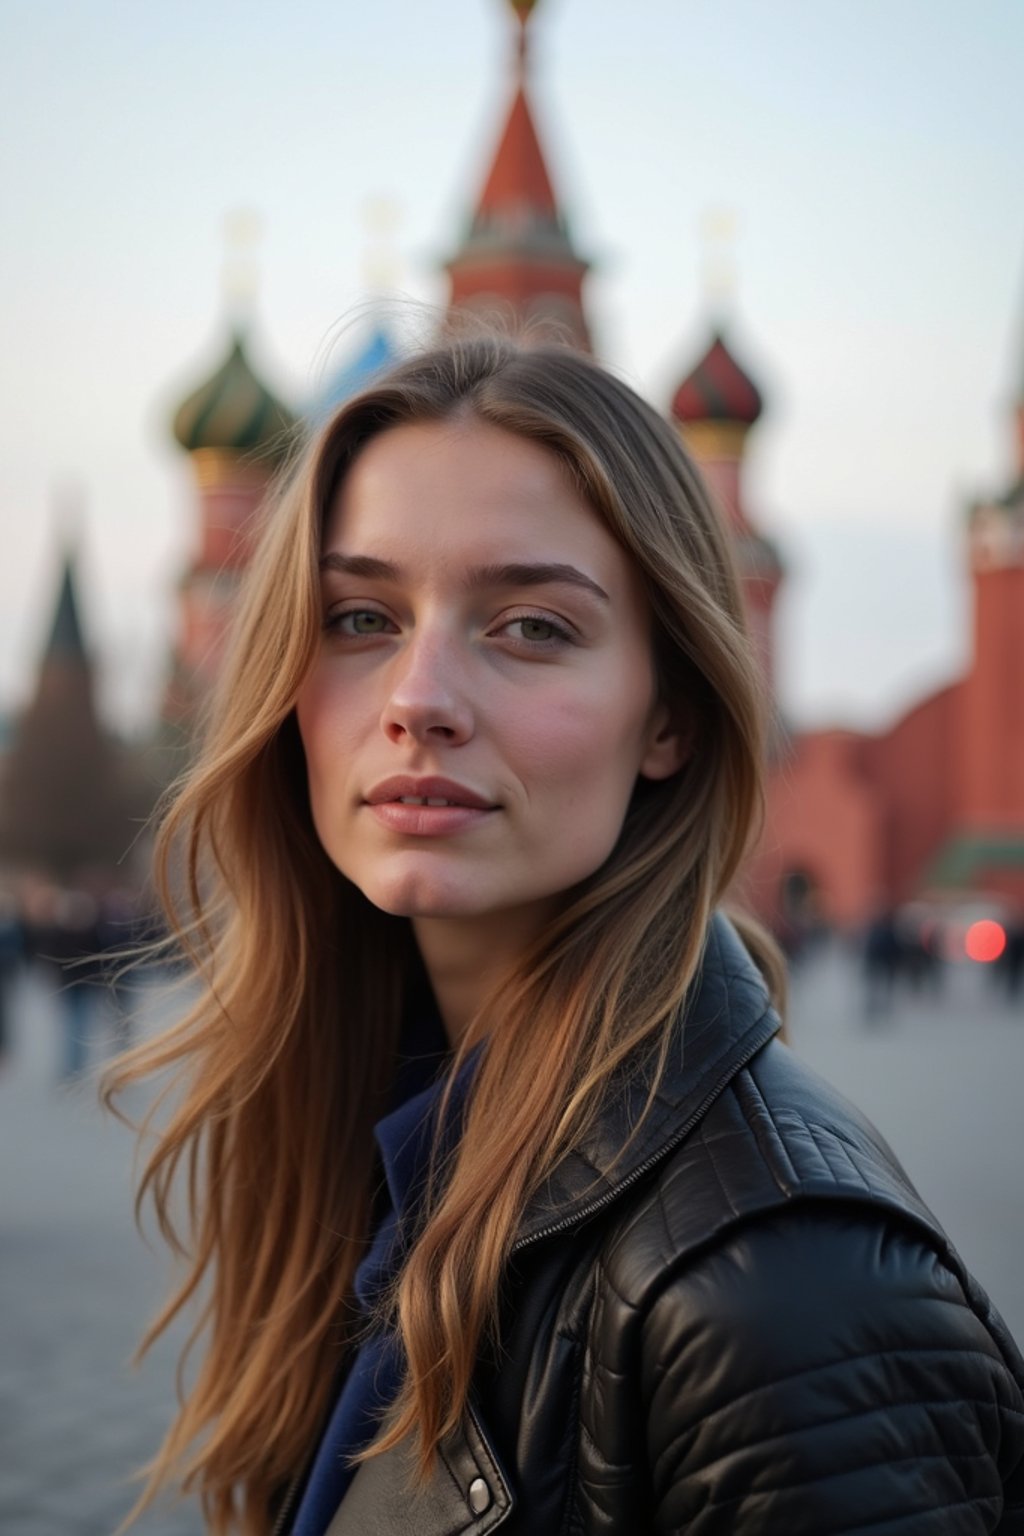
[468,1475,491,1515]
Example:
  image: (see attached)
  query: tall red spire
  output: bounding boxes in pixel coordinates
[475,73,559,224]
[445,0,591,351]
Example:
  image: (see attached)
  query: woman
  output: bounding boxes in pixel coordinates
[108,336,1024,1535]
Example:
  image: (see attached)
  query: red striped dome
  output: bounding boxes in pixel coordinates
[671,330,763,426]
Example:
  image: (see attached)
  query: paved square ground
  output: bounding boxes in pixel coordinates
[1,946,1021,1534]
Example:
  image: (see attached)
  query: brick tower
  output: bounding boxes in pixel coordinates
[165,327,296,729]
[670,328,784,701]
[445,0,591,350]
[937,357,1024,894]
[0,550,134,881]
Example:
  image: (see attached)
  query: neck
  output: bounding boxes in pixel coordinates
[412,903,557,1046]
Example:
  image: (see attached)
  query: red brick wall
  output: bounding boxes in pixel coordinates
[960,567,1024,833]
[750,730,883,928]
[862,683,961,901]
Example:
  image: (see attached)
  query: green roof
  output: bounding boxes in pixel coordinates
[926,833,1024,887]
[172,329,297,462]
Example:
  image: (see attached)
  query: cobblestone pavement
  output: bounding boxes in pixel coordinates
[1,948,1022,1534]
[786,939,1024,1344]
[1,971,202,1536]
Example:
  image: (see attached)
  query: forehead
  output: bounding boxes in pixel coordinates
[323,417,634,585]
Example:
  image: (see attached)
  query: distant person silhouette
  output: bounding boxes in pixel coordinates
[863,908,901,1018]
[29,887,103,1080]
[0,892,25,1065]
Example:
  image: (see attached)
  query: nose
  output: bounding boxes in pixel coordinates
[381,629,474,747]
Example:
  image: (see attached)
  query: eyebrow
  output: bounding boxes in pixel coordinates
[318,553,610,603]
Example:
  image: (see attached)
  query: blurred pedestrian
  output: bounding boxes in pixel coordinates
[0,890,25,1065]
[1000,915,1024,1001]
[30,887,103,1080]
[863,907,901,1017]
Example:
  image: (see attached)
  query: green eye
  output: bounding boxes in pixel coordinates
[518,618,557,641]
[348,610,388,634]
[333,608,393,632]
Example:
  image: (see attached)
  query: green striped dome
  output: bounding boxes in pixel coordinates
[172,330,297,461]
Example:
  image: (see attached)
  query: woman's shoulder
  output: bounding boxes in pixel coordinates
[599,1035,1022,1382]
[585,1040,1024,1531]
[628,1200,1024,1535]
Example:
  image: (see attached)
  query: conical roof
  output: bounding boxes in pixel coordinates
[475,77,559,231]
[445,0,590,350]
[671,329,763,427]
[452,0,582,265]
[44,556,87,663]
[171,329,297,461]
[0,550,136,879]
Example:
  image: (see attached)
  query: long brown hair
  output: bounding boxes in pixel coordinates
[105,335,780,1534]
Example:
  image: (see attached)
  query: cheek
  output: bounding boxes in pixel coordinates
[294,686,326,783]
[512,668,654,799]
[295,675,357,800]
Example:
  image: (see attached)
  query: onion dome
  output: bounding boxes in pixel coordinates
[309,321,401,424]
[671,329,763,427]
[172,329,296,461]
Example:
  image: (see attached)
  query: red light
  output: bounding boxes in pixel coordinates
[965,920,1006,963]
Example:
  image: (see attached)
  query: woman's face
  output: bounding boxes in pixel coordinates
[295,416,684,933]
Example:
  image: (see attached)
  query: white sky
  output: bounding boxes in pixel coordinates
[1,0,1021,737]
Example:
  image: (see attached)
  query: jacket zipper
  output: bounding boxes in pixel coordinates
[511,1011,778,1255]
[269,1471,303,1536]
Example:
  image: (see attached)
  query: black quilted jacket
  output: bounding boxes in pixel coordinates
[324,915,1024,1535]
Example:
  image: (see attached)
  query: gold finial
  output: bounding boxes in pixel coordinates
[507,0,538,73]
[361,195,402,293]
[700,206,738,314]
[53,479,85,547]
[223,207,263,322]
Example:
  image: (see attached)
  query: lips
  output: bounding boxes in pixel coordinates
[364,775,496,810]
[363,776,498,838]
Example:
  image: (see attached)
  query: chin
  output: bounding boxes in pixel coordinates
[361,870,491,920]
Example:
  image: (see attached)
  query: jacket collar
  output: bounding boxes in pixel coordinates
[514,910,780,1251]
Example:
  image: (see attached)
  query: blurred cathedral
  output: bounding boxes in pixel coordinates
[2,0,1022,931]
